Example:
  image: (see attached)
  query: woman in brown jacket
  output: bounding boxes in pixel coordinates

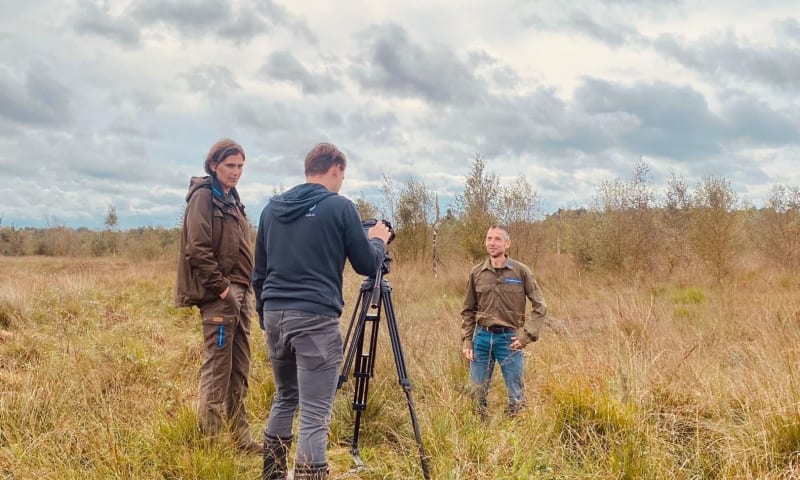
[175,139,261,454]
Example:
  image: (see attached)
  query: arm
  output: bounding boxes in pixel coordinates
[251,207,268,329]
[460,271,478,359]
[342,203,385,276]
[184,190,229,297]
[517,267,547,348]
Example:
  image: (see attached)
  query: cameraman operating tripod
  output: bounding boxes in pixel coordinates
[252,143,391,480]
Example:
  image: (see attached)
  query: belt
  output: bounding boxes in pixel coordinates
[480,324,514,334]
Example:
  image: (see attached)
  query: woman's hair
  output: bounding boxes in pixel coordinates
[204,139,245,175]
[304,143,346,176]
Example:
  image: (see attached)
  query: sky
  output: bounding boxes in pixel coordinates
[0,0,798,229]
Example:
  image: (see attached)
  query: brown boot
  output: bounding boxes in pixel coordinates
[262,433,293,480]
[293,463,328,480]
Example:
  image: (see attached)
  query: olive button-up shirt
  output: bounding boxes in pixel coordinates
[460,257,547,350]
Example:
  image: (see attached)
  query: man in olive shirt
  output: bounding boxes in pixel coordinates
[461,224,547,418]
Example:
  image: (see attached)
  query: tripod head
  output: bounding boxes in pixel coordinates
[362,218,395,279]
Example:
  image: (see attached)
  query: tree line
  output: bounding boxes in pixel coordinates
[2,156,799,283]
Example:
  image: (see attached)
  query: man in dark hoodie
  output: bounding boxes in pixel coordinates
[253,143,391,480]
[175,139,262,454]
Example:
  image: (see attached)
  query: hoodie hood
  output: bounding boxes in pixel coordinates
[269,183,337,223]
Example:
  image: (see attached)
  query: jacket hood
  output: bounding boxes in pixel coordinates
[185,176,212,202]
[186,175,240,206]
[269,183,337,223]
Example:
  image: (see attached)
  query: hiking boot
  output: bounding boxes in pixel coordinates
[263,433,293,480]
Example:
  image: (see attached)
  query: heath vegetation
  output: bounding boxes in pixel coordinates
[2,157,800,478]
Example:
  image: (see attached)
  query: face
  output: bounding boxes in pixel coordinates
[485,227,511,258]
[211,153,244,192]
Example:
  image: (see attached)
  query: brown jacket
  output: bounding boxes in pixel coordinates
[461,256,547,349]
[175,176,254,307]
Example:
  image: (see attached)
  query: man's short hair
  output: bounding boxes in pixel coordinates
[489,224,511,240]
[204,139,245,175]
[305,143,347,176]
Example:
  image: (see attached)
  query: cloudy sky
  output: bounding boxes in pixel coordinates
[1,0,798,229]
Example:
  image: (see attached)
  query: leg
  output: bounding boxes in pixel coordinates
[225,285,257,449]
[197,297,236,441]
[264,310,300,439]
[495,332,526,417]
[292,314,342,468]
[469,328,495,418]
[263,433,293,480]
[263,310,299,480]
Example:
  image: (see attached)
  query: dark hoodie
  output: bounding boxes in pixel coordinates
[252,183,385,325]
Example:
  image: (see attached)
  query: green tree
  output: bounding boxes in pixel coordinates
[757,184,800,268]
[661,171,692,274]
[453,154,501,260]
[690,176,740,282]
[393,177,434,261]
[498,173,543,265]
[589,159,658,276]
[353,196,379,221]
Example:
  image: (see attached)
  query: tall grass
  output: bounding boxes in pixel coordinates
[1,255,799,478]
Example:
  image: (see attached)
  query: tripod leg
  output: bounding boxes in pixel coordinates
[341,287,382,467]
[338,288,369,389]
[382,289,431,480]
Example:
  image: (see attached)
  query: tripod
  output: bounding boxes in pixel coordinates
[337,256,430,479]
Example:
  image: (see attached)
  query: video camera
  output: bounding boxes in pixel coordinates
[362,218,396,245]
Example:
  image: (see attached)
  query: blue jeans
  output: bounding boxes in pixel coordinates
[263,310,343,466]
[470,327,525,413]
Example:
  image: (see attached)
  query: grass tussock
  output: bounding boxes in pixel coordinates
[2,255,800,478]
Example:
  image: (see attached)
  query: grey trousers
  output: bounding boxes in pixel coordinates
[263,309,342,466]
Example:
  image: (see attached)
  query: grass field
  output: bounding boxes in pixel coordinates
[1,255,799,479]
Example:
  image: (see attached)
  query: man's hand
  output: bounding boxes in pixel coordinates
[219,286,230,299]
[368,221,392,245]
[462,348,474,361]
[510,336,523,351]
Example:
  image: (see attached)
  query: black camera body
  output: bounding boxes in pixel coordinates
[362,218,396,245]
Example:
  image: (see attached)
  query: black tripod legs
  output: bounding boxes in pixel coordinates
[338,279,430,479]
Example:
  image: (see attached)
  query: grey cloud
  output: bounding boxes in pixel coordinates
[127,0,314,44]
[254,1,317,44]
[774,17,800,43]
[467,49,522,90]
[565,11,643,47]
[653,32,800,90]
[106,117,161,140]
[106,90,162,113]
[260,51,340,94]
[180,65,241,97]
[345,109,399,144]
[129,0,230,31]
[424,75,796,171]
[72,2,141,47]
[353,23,486,105]
[574,78,723,158]
[522,8,645,48]
[0,65,71,126]
[232,99,330,158]
[718,93,798,145]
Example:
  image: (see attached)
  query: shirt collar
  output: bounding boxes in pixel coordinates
[480,256,513,272]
